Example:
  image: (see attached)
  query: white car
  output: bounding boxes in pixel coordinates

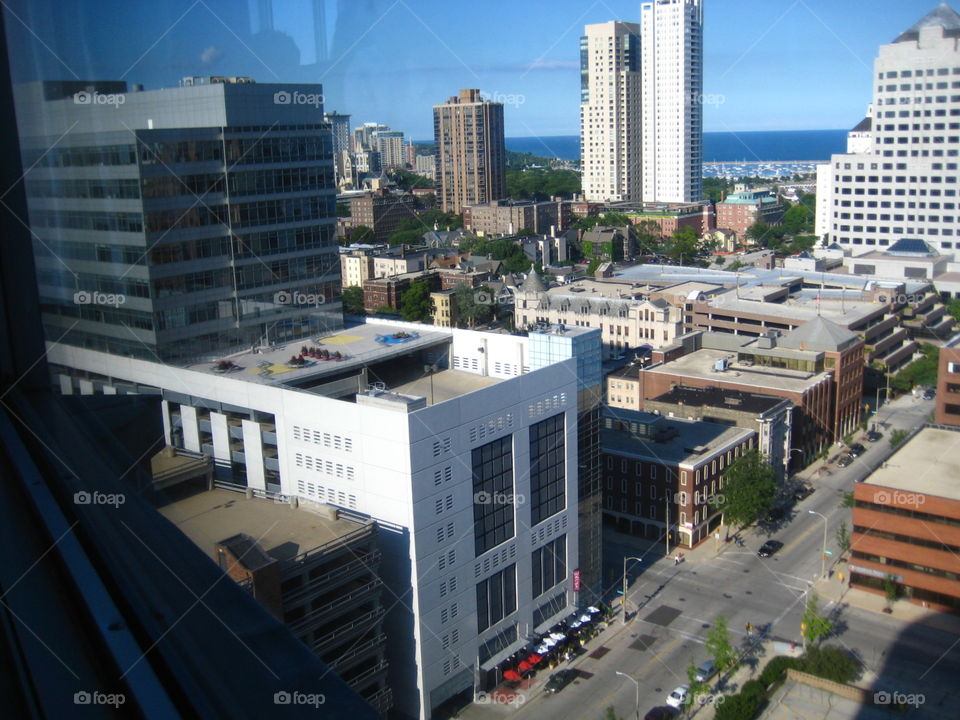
[666,685,689,709]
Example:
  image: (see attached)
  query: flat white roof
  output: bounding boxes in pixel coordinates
[863,427,960,501]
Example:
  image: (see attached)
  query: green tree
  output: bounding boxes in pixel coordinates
[713,450,777,530]
[782,203,814,235]
[889,428,908,448]
[341,285,365,316]
[835,521,851,558]
[705,615,738,671]
[801,593,833,647]
[336,202,351,217]
[350,225,375,244]
[798,645,859,683]
[388,168,432,190]
[839,491,854,509]
[889,343,939,393]
[947,297,960,323]
[633,219,663,255]
[453,283,492,328]
[602,707,623,720]
[389,228,425,246]
[400,279,434,322]
[883,573,899,608]
[663,226,701,265]
[685,660,710,709]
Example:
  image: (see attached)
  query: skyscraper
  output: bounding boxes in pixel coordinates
[324,110,352,155]
[433,89,506,214]
[373,129,406,169]
[579,21,642,203]
[16,77,341,362]
[640,0,704,203]
[817,4,960,257]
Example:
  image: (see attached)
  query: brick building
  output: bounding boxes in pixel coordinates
[341,189,419,244]
[462,199,572,236]
[601,409,756,548]
[935,333,960,426]
[715,186,785,239]
[852,427,960,612]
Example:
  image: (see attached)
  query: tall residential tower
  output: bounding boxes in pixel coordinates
[579,21,642,203]
[433,89,506,214]
[640,0,704,203]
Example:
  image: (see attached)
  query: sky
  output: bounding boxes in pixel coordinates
[2,0,946,139]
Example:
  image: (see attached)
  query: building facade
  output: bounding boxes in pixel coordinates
[16,79,341,362]
[818,5,960,257]
[640,0,704,203]
[374,129,406,170]
[462,199,572,236]
[579,21,642,202]
[716,186,785,238]
[935,333,960,425]
[433,89,507,214]
[342,189,419,244]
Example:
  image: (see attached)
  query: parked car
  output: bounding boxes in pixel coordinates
[644,708,677,720]
[665,685,689,709]
[837,454,855,468]
[695,659,715,682]
[848,443,866,457]
[757,540,784,558]
[793,485,814,502]
[866,430,883,442]
[545,669,578,694]
[923,388,935,400]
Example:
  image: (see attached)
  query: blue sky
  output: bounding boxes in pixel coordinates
[3,0,944,138]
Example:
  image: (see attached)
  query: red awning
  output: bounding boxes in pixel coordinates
[527,653,543,665]
[503,669,521,681]
[517,660,532,672]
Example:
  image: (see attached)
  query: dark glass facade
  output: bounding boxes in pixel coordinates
[529,412,566,525]
[475,564,517,633]
[472,435,514,555]
[532,535,566,598]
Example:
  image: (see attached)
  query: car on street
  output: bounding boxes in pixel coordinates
[837,454,855,468]
[665,685,689,709]
[923,389,935,400]
[644,708,677,720]
[848,443,866,457]
[793,485,814,502]
[694,659,715,682]
[545,669,578,694]
[757,540,784,558]
[866,430,883,442]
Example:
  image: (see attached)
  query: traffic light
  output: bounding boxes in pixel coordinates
[800,622,807,637]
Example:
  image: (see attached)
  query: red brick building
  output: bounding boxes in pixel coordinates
[715,187,785,239]
[934,333,960,426]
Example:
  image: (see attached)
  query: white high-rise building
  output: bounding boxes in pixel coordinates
[819,4,960,257]
[640,0,703,203]
[374,129,406,169]
[579,21,642,202]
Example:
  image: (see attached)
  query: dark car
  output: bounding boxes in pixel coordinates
[793,485,814,502]
[923,389,935,400]
[848,443,866,457]
[757,540,784,558]
[866,430,883,442]
[644,708,677,720]
[545,669,578,694]
[837,454,855,468]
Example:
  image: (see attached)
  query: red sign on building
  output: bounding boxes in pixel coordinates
[573,569,581,591]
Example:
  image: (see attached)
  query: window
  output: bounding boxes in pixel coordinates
[476,564,517,632]
[532,535,566,598]
[529,413,565,525]
[473,435,515,555]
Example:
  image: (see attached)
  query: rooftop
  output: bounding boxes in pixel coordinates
[157,488,371,566]
[863,427,960,501]
[601,409,754,466]
[894,3,960,43]
[705,291,881,329]
[648,385,791,415]
[645,348,830,393]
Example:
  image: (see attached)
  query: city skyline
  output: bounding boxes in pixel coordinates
[2,0,943,141]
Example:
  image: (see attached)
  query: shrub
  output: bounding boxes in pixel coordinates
[760,655,800,688]
[797,646,859,684]
[740,679,765,704]
[714,692,759,720]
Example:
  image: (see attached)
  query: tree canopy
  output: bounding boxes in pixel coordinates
[388,168,432,190]
[453,283,493,328]
[341,286,365,316]
[705,614,738,670]
[714,449,777,529]
[506,167,581,201]
[801,593,833,646]
[400,279,434,322]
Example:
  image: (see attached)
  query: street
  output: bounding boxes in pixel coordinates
[461,394,956,720]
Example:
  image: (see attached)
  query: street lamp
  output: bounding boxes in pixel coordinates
[615,671,640,720]
[809,510,828,579]
[622,556,644,625]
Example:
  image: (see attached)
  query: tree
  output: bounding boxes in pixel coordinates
[633,219,662,256]
[947,297,960,323]
[883,573,899,609]
[685,660,710,709]
[705,615,738,671]
[782,203,814,235]
[835,521,851,558]
[800,593,833,647]
[453,283,492,328]
[341,286,365,316]
[336,202,351,217]
[602,707,623,720]
[388,168,432,190]
[713,450,777,531]
[400,279,434,322]
[350,225,375,244]
[839,491,855,509]
[663,226,701,265]
[889,428,908,448]
[389,228,425,246]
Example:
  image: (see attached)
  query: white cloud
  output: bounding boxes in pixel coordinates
[199,46,223,65]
